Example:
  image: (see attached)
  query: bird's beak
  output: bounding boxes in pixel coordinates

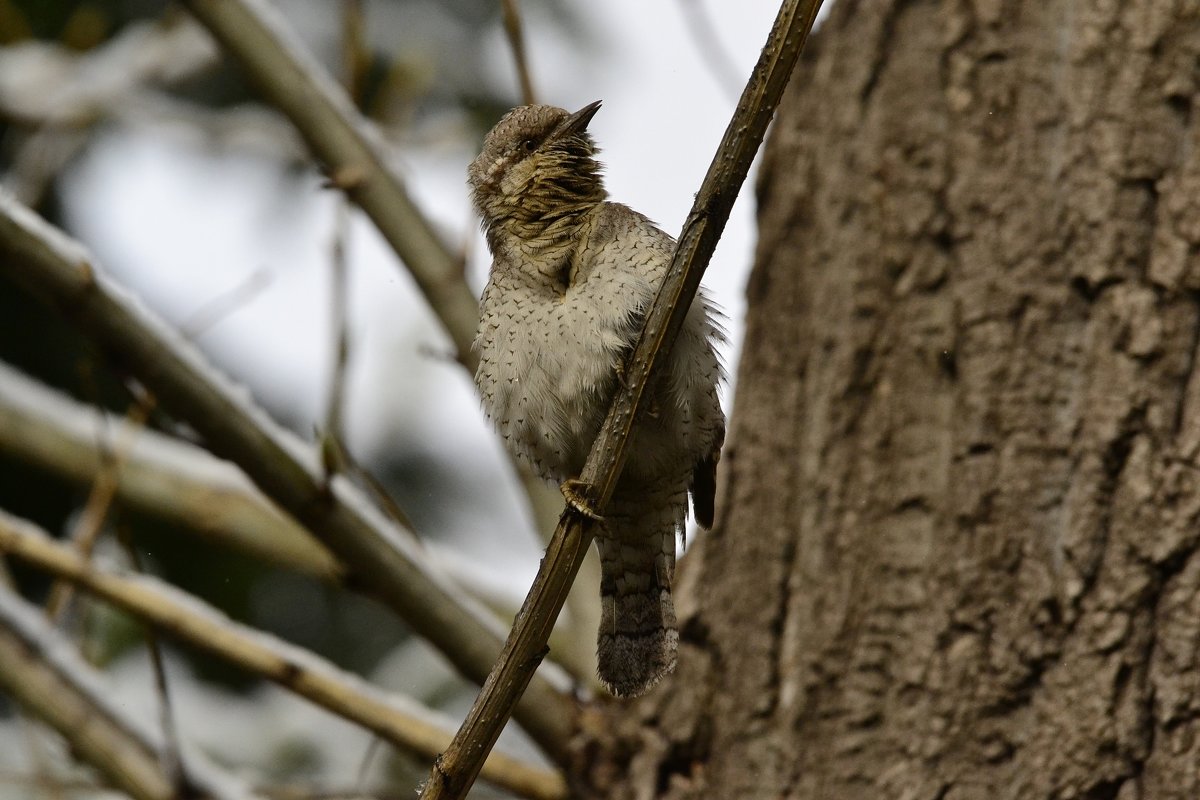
[554,100,602,139]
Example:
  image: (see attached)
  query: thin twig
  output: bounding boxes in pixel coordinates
[501,0,537,105]
[319,0,362,483]
[676,0,745,102]
[0,196,577,761]
[352,737,383,799]
[419,0,827,796]
[0,588,266,800]
[339,0,367,101]
[0,511,568,800]
[180,268,274,339]
[179,0,480,368]
[117,528,187,793]
[320,202,353,481]
[48,266,271,621]
[43,398,152,621]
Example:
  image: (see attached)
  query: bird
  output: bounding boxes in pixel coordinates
[468,101,725,697]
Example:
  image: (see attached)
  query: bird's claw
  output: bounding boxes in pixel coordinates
[614,359,628,389]
[560,479,603,521]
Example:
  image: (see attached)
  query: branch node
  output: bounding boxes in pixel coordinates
[322,164,368,191]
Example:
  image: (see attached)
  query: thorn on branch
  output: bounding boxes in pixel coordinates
[322,164,368,191]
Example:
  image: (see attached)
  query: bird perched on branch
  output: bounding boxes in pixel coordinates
[469,101,725,697]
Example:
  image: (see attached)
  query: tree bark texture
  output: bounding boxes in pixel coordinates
[577,1,1200,798]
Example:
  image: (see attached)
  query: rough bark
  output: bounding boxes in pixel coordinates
[577,1,1200,798]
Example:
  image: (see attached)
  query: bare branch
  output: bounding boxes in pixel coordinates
[179,0,480,369]
[0,360,342,580]
[177,0,568,574]
[116,531,188,791]
[0,587,266,800]
[0,16,217,128]
[180,268,274,338]
[320,203,353,481]
[0,197,577,760]
[319,0,362,482]
[419,0,828,796]
[0,16,219,206]
[0,511,568,800]
[501,0,538,105]
[338,0,367,99]
[44,397,153,621]
[0,361,591,659]
[675,0,744,102]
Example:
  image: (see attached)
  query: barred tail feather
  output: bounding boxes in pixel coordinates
[595,487,684,697]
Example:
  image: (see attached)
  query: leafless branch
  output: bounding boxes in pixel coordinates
[0,16,217,128]
[178,0,566,572]
[501,0,538,105]
[0,15,219,206]
[179,0,480,369]
[0,362,589,656]
[180,268,275,339]
[43,395,153,621]
[0,197,577,760]
[0,587,266,800]
[116,530,188,790]
[0,360,342,580]
[339,0,367,98]
[318,0,363,483]
[0,511,567,800]
[418,0,827,796]
[675,0,745,102]
[320,202,353,481]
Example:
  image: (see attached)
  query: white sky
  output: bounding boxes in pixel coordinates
[59,0,801,583]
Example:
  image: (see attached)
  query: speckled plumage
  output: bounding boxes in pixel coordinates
[469,102,725,697]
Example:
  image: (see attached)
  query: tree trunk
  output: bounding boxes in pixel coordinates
[576,1,1200,797]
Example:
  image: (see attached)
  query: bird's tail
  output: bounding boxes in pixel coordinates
[595,483,685,697]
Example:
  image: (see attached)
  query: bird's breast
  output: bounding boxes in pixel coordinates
[476,278,626,479]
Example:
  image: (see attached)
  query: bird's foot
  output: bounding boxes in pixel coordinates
[560,478,603,521]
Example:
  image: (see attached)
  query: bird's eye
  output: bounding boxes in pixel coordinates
[520,138,536,154]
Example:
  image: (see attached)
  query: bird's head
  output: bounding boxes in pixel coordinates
[468,101,606,241]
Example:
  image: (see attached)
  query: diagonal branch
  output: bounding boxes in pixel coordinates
[0,360,342,581]
[178,0,569,617]
[0,197,577,761]
[419,0,827,797]
[501,0,538,105]
[0,360,598,664]
[676,0,744,102]
[0,511,567,800]
[177,0,480,369]
[0,587,266,800]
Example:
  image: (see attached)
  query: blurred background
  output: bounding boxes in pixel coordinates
[0,0,783,795]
